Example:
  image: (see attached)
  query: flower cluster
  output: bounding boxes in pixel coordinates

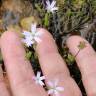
[22,23,43,47]
[33,71,64,96]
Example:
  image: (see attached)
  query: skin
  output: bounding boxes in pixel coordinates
[0,28,96,96]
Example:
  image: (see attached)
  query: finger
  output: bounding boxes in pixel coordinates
[67,36,96,96]
[0,64,10,96]
[0,31,47,96]
[36,28,82,96]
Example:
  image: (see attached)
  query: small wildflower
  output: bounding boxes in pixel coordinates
[78,41,87,50]
[22,23,43,47]
[46,0,58,13]
[47,79,64,96]
[22,37,34,47]
[33,72,45,86]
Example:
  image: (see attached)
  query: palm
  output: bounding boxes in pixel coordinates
[0,29,96,96]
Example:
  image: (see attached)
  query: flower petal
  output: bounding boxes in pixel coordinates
[51,7,58,12]
[39,80,45,86]
[35,31,44,37]
[22,38,34,47]
[34,37,42,43]
[47,81,54,87]
[56,87,64,91]
[40,76,45,80]
[22,31,31,37]
[54,90,59,96]
[50,1,56,8]
[31,23,37,34]
[46,0,50,6]
[48,89,54,95]
[32,76,36,80]
[37,72,41,78]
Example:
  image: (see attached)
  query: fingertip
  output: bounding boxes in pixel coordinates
[66,35,90,54]
[0,31,20,45]
[36,28,58,56]
[0,30,27,65]
[66,35,86,47]
[37,28,53,38]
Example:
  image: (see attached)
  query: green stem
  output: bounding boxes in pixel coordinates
[44,12,50,27]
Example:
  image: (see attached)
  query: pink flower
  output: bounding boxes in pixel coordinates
[47,79,64,96]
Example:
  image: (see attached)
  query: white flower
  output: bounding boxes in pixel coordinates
[47,79,64,96]
[22,38,34,47]
[33,72,45,86]
[22,23,43,47]
[46,0,58,13]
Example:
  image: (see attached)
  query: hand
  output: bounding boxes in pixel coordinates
[0,29,96,96]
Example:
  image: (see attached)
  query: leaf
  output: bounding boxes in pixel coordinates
[67,54,75,63]
[44,13,49,27]
[78,41,86,50]
[26,51,32,60]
